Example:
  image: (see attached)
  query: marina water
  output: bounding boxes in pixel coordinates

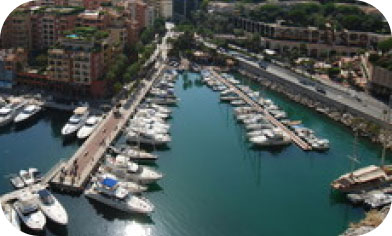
[1,72,390,236]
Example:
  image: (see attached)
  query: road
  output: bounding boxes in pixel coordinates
[199,38,391,125]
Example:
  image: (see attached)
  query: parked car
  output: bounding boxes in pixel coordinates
[316,87,327,94]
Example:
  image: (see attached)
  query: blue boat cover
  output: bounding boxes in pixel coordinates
[101,178,118,188]
[38,189,51,197]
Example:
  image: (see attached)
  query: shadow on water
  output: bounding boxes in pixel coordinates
[249,143,290,155]
[147,183,163,193]
[0,124,13,136]
[46,222,68,236]
[86,198,154,224]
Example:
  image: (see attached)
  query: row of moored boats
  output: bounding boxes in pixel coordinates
[200,70,329,150]
[83,71,178,215]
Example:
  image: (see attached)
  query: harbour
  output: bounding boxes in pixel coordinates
[0,70,391,235]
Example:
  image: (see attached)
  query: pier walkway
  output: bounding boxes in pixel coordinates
[0,159,67,203]
[49,65,166,193]
[210,68,312,151]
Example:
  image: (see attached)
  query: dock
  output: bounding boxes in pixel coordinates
[0,159,67,204]
[210,68,312,151]
[49,65,166,193]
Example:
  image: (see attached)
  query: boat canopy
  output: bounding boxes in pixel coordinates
[101,178,118,188]
[38,189,55,205]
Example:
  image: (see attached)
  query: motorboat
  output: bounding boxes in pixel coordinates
[0,103,24,127]
[130,118,170,130]
[84,178,154,214]
[77,116,102,139]
[230,99,246,106]
[110,145,158,161]
[36,189,68,225]
[137,108,169,120]
[126,130,171,145]
[14,104,42,124]
[245,123,274,131]
[127,122,169,134]
[61,107,89,136]
[13,194,46,231]
[310,138,330,151]
[10,174,25,189]
[95,172,148,193]
[1,203,21,230]
[103,155,163,184]
[250,128,291,147]
[19,170,35,186]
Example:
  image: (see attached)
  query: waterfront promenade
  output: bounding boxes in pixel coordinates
[49,65,165,193]
[210,68,312,151]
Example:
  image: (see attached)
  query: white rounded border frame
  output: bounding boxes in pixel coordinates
[0,0,391,236]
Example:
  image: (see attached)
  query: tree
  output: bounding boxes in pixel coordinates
[113,82,123,95]
[378,38,392,53]
[328,67,341,78]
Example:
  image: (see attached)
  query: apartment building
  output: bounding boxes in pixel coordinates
[0,48,27,89]
[31,7,81,50]
[0,10,32,50]
[145,0,173,19]
[77,10,109,30]
[47,30,109,97]
[231,17,391,57]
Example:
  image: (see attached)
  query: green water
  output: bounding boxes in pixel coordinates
[1,72,390,236]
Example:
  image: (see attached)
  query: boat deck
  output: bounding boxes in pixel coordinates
[209,68,312,151]
[49,65,166,193]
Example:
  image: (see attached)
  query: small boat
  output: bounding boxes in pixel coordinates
[61,106,89,136]
[19,170,35,186]
[13,194,46,231]
[230,99,246,106]
[77,116,102,139]
[250,128,291,147]
[1,203,21,230]
[14,104,42,124]
[110,145,158,161]
[126,130,171,146]
[9,174,25,189]
[36,189,68,225]
[84,178,154,214]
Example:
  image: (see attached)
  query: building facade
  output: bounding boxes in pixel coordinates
[231,17,391,57]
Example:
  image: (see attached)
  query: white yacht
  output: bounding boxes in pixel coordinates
[61,107,89,136]
[36,189,68,225]
[1,203,21,230]
[104,155,163,184]
[126,130,171,145]
[0,107,15,127]
[84,178,154,214]
[95,172,148,193]
[130,118,170,130]
[110,145,158,161]
[14,104,42,124]
[10,174,25,189]
[19,170,35,186]
[77,116,102,139]
[148,103,171,114]
[250,128,291,147]
[13,194,46,231]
